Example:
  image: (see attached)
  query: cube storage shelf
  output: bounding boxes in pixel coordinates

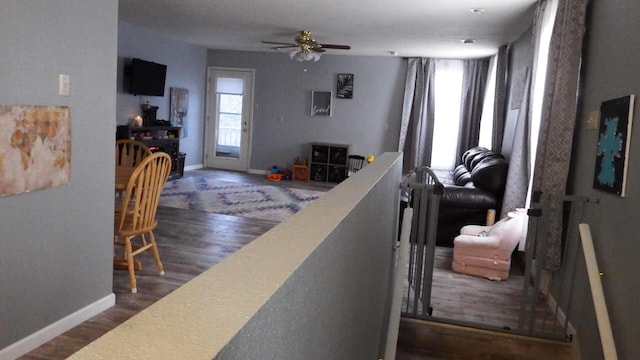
[309,143,349,183]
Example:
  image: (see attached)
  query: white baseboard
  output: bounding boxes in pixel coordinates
[248,168,269,175]
[184,164,270,175]
[0,293,115,360]
[184,163,203,171]
[183,165,267,175]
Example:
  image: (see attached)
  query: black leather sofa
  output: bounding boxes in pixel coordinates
[434,147,509,246]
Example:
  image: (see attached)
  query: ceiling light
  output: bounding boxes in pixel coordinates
[289,48,321,62]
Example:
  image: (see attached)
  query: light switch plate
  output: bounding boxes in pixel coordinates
[587,110,599,130]
[59,74,70,96]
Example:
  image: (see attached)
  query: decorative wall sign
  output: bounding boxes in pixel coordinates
[170,87,189,137]
[336,73,354,99]
[0,105,71,196]
[593,94,635,197]
[311,90,332,116]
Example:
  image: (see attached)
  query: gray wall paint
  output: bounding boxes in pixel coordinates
[0,0,117,349]
[502,28,533,159]
[117,21,208,167]
[216,153,402,359]
[564,1,640,359]
[208,50,406,172]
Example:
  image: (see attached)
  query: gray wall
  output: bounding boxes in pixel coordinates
[0,0,117,350]
[563,1,640,359]
[66,153,402,359]
[216,154,402,359]
[502,27,533,159]
[208,50,406,172]
[117,21,208,167]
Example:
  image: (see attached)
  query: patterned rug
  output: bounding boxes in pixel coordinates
[159,176,325,222]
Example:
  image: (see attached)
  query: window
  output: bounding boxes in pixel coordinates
[431,58,496,170]
[215,77,243,157]
[432,60,464,169]
[479,56,497,149]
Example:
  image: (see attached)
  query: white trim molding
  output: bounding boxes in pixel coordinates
[0,293,115,359]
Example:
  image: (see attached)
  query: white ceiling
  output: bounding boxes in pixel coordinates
[119,0,537,59]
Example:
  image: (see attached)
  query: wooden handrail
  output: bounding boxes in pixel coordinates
[578,223,618,360]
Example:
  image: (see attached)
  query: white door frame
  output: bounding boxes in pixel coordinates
[204,67,255,171]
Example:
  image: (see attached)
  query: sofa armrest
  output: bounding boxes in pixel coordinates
[453,234,500,248]
[440,186,497,208]
[459,224,492,236]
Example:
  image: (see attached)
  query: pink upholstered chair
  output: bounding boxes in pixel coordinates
[451,208,526,280]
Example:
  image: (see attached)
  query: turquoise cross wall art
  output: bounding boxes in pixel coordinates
[593,95,635,197]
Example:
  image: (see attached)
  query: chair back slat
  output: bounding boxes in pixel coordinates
[116,139,152,169]
[116,152,171,235]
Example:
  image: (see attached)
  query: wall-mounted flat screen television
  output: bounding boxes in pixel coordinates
[126,58,167,96]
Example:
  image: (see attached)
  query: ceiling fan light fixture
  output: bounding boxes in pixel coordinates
[264,30,349,62]
[289,49,321,62]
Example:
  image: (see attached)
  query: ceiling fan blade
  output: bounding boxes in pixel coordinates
[311,47,326,53]
[318,44,351,50]
[272,45,298,50]
[262,40,297,46]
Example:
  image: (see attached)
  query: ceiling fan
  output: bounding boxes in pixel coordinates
[262,30,351,61]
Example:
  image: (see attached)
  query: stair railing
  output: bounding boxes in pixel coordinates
[578,224,618,360]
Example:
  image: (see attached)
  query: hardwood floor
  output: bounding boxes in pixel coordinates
[20,169,329,359]
[395,318,573,360]
[19,169,568,359]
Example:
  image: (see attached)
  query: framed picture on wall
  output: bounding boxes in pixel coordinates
[311,90,332,116]
[170,87,189,137]
[593,94,635,197]
[336,73,354,99]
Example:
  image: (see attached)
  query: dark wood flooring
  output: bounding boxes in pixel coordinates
[395,318,573,360]
[19,169,570,359]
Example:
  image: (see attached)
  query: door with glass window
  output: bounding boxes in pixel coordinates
[205,67,254,171]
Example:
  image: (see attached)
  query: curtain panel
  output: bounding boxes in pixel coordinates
[398,58,436,173]
[533,0,588,270]
[456,58,490,162]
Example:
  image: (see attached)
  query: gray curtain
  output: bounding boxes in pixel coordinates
[398,58,436,173]
[492,45,509,152]
[499,2,544,231]
[455,59,490,162]
[532,0,589,270]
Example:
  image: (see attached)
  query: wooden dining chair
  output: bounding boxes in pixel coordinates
[115,139,152,193]
[114,152,172,293]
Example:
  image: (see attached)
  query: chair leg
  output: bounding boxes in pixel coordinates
[147,231,165,276]
[124,236,137,293]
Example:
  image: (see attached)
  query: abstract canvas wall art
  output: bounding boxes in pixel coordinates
[311,91,332,116]
[336,73,354,99]
[0,105,71,196]
[593,95,635,197]
[170,87,189,137]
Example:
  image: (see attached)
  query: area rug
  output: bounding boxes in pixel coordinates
[159,176,325,222]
